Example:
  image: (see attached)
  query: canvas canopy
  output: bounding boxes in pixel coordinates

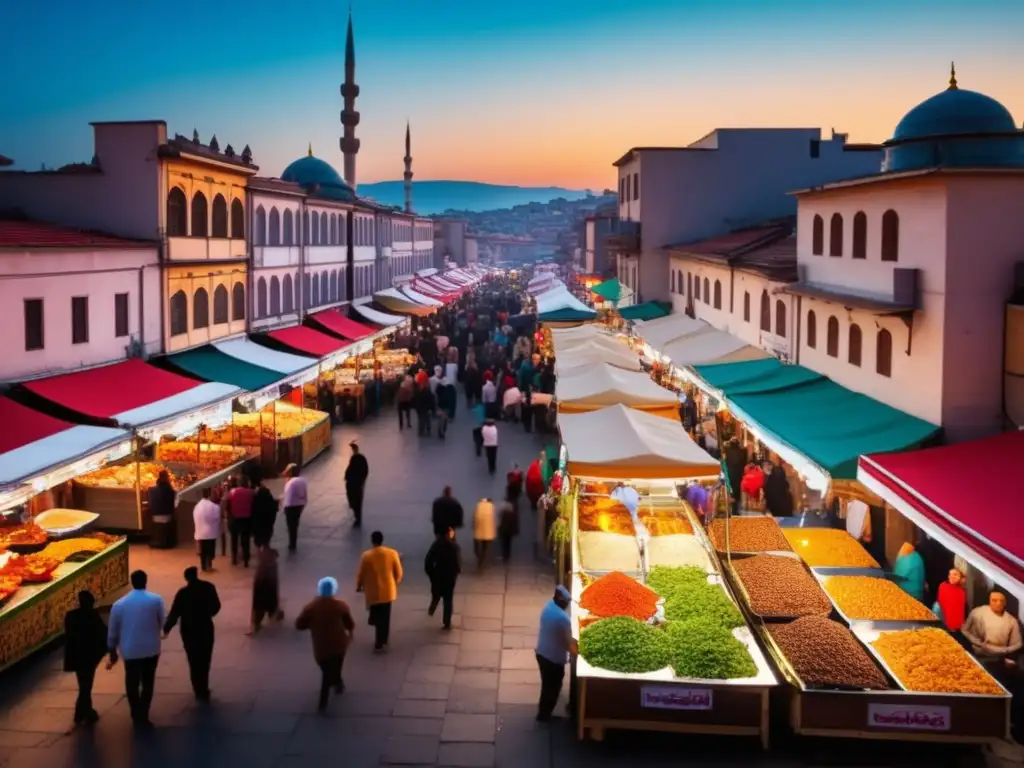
[692,358,824,397]
[556,364,679,418]
[551,328,628,358]
[373,288,435,317]
[618,301,669,321]
[535,286,594,317]
[662,331,769,367]
[635,314,711,351]
[558,404,719,479]
[352,303,406,328]
[591,278,624,302]
[214,338,319,372]
[400,285,444,307]
[554,340,640,374]
[166,345,284,392]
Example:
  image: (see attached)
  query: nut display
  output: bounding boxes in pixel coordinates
[768,616,889,690]
[577,497,635,536]
[731,554,833,619]
[578,531,641,573]
[782,528,879,569]
[871,627,1004,695]
[823,575,936,622]
[579,616,671,674]
[155,442,248,472]
[75,462,185,491]
[580,571,659,621]
[708,517,792,554]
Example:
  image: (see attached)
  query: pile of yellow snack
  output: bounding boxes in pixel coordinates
[871,627,1004,695]
[782,528,879,569]
[38,538,108,562]
[824,575,936,622]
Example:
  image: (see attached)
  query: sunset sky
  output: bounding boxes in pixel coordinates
[3,0,1022,190]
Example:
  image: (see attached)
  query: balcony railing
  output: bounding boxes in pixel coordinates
[603,220,641,253]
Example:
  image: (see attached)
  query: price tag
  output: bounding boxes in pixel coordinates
[640,685,712,711]
[868,704,951,731]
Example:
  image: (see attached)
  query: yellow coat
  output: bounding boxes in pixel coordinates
[356,546,404,607]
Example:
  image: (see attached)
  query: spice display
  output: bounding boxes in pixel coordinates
[581,481,616,495]
[0,523,47,550]
[665,619,757,680]
[823,575,936,622]
[871,627,1004,695]
[647,566,710,596]
[731,555,833,619]
[782,528,879,569]
[578,497,636,536]
[708,517,791,554]
[645,535,712,570]
[578,531,641,573]
[768,616,889,690]
[0,553,61,583]
[155,442,248,472]
[579,616,671,674]
[76,462,185,491]
[580,571,659,621]
[637,505,694,537]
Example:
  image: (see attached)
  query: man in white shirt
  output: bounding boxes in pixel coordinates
[481,419,499,475]
[611,482,640,516]
[282,463,309,553]
[193,487,221,572]
[108,570,165,728]
[502,383,523,423]
[481,377,498,419]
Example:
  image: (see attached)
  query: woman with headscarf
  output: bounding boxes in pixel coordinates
[763,462,794,517]
[295,577,355,711]
[147,470,177,549]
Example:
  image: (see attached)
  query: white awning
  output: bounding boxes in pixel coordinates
[536,285,594,316]
[214,338,318,375]
[113,382,240,430]
[0,424,131,490]
[445,270,474,285]
[635,314,711,351]
[555,342,641,374]
[556,364,678,409]
[401,286,444,307]
[353,303,406,327]
[662,331,770,367]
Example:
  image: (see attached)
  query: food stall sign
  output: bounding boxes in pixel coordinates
[135,399,233,442]
[640,686,713,711]
[867,704,950,732]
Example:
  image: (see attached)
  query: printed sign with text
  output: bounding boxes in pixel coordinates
[640,686,713,711]
[868,703,951,731]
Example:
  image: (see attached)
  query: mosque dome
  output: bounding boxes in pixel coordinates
[281,149,355,201]
[892,89,1017,142]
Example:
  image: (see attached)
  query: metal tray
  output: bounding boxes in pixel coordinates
[813,570,939,626]
[707,515,796,557]
[723,551,833,622]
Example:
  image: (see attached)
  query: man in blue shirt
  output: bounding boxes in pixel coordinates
[535,585,576,722]
[108,570,165,728]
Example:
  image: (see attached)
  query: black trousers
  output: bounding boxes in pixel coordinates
[429,581,455,628]
[198,538,216,571]
[317,655,344,710]
[500,533,513,561]
[284,505,304,550]
[417,410,431,436]
[485,446,497,474]
[368,602,392,649]
[474,539,491,569]
[398,403,412,428]
[535,653,565,720]
[229,518,252,566]
[184,635,213,698]
[124,655,159,723]
[74,665,98,722]
[473,427,483,456]
[347,485,364,525]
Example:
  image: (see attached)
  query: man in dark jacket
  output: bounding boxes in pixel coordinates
[431,486,464,537]
[147,470,177,549]
[345,441,369,527]
[64,590,108,725]
[425,528,461,630]
[724,438,748,514]
[251,476,279,549]
[163,567,221,701]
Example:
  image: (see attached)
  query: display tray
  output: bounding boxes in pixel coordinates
[31,509,100,540]
[707,515,794,557]
[813,570,939,627]
[722,551,831,622]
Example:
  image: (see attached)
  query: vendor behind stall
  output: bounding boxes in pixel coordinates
[963,592,1022,666]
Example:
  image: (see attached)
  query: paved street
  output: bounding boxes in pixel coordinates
[0,405,1004,768]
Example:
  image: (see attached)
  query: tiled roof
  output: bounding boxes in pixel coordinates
[249,176,306,195]
[665,221,797,282]
[0,220,156,249]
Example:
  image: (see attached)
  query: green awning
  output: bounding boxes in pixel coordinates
[728,379,941,480]
[591,279,623,302]
[165,345,284,392]
[538,308,595,323]
[618,301,669,321]
[693,358,825,397]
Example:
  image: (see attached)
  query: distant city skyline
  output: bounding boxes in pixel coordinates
[2,0,1022,190]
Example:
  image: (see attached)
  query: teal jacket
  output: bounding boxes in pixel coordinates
[893,550,926,602]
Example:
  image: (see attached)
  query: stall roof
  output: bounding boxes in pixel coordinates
[554,342,641,374]
[415,268,439,278]
[401,285,444,307]
[591,278,623,302]
[692,358,825,397]
[165,345,283,391]
[446,269,476,284]
[267,325,350,357]
[352,303,406,328]
[729,379,941,480]
[618,301,669,321]
[662,330,770,367]
[214,338,318,373]
[0,396,75,454]
[309,310,375,341]
[110,381,239,429]
[536,286,595,317]
[635,313,711,350]
[559,404,719,479]
[556,364,678,412]
[551,328,626,356]
[373,288,435,317]
[538,308,596,323]
[858,431,1024,599]
[529,279,563,296]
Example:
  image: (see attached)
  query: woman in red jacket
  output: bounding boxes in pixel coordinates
[936,568,967,632]
[525,459,545,511]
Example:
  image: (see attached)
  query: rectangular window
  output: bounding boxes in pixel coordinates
[114,293,130,338]
[810,140,820,158]
[24,299,44,351]
[633,173,639,200]
[72,296,89,345]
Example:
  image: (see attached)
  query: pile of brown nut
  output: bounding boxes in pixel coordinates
[731,554,833,618]
[708,518,792,553]
[768,616,889,690]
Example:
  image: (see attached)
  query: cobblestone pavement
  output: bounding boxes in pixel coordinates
[0,406,1005,768]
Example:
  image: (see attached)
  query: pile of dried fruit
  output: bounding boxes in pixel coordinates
[870,627,1004,695]
[708,517,791,553]
[768,616,889,690]
[782,528,879,569]
[823,575,936,622]
[580,571,659,621]
[579,616,671,673]
[665,619,757,680]
[731,555,833,619]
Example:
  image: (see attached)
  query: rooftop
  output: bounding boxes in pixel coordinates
[159,132,258,173]
[0,219,157,249]
[663,220,797,282]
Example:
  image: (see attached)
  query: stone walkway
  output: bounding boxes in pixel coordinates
[0,405,1006,767]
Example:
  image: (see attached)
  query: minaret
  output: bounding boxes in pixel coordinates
[340,11,360,189]
[403,122,414,213]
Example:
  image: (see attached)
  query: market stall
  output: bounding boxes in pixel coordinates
[554,341,641,376]
[372,287,435,317]
[400,285,445,308]
[634,314,711,355]
[536,284,596,324]
[556,364,680,419]
[618,302,670,322]
[351,302,408,332]
[661,330,770,369]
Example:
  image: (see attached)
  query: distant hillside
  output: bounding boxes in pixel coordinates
[357,180,593,215]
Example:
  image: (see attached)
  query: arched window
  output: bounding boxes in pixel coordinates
[848,324,862,366]
[167,188,188,236]
[806,310,817,348]
[829,213,843,257]
[193,287,210,328]
[282,274,294,313]
[827,316,839,357]
[671,271,677,293]
[320,213,329,245]
[311,273,320,306]
[283,210,294,246]
[268,208,281,246]
[304,211,312,245]
[303,273,311,309]
[330,214,338,245]
[341,213,348,246]
[775,300,787,338]
[213,285,228,324]
[743,292,750,322]
[852,211,867,259]
[759,290,770,332]
[270,276,281,315]
[881,210,899,262]
[169,290,188,336]
[702,278,710,304]
[877,328,893,376]
[231,282,245,321]
[231,199,244,239]
[693,275,700,301]
[191,192,208,237]
[254,206,266,246]
[211,194,228,237]
[811,214,824,255]
[256,277,268,318]
[369,221,375,246]
[713,280,722,309]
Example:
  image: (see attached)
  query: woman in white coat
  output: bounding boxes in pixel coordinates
[472,498,496,571]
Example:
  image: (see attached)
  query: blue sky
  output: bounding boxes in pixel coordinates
[2,0,1022,188]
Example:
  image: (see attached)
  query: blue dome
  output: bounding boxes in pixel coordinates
[892,88,1017,142]
[281,153,355,201]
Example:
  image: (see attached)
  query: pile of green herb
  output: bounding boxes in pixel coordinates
[646,566,708,597]
[647,566,745,631]
[664,619,758,680]
[579,616,671,673]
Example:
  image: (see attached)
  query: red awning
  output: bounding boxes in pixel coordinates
[414,280,456,302]
[21,358,200,420]
[267,325,348,357]
[0,397,74,454]
[858,431,1024,593]
[309,310,376,341]
[424,276,463,293]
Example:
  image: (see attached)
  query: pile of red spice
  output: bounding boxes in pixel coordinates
[580,571,659,621]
